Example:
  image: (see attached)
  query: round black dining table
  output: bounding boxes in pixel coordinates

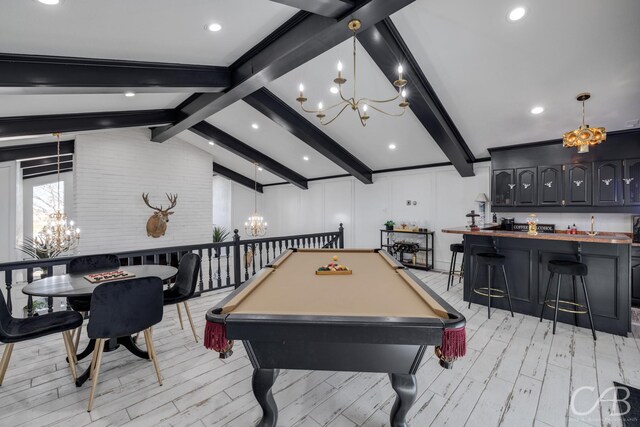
[23,264,178,386]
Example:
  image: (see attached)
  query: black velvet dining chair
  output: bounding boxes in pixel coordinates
[0,290,82,386]
[67,254,120,350]
[86,276,163,412]
[163,253,200,342]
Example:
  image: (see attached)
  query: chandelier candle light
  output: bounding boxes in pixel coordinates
[244,163,267,237]
[296,19,409,127]
[34,133,80,257]
[562,92,606,153]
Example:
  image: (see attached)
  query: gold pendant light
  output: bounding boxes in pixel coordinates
[33,133,80,257]
[562,92,606,153]
[244,163,267,237]
[296,19,409,127]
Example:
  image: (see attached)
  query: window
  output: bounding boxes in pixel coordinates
[32,181,63,235]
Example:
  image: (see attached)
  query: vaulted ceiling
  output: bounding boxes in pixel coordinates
[1,0,638,188]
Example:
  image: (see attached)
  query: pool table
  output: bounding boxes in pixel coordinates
[205,248,465,427]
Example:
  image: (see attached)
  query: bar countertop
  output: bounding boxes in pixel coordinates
[442,226,632,245]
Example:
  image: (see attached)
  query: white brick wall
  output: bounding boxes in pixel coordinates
[74,128,213,255]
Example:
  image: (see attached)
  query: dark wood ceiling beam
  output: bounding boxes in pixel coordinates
[0,53,229,94]
[212,161,264,193]
[357,18,476,177]
[0,140,74,162]
[23,167,73,180]
[244,88,373,184]
[151,0,415,143]
[269,0,355,18]
[0,109,177,138]
[21,154,73,168]
[189,121,308,189]
[22,161,74,177]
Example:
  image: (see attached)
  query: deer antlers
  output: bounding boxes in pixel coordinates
[142,193,178,212]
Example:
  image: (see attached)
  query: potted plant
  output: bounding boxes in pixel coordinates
[23,299,47,317]
[384,220,395,231]
[212,226,230,258]
[16,236,66,279]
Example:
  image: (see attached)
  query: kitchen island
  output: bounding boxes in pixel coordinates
[442,226,632,335]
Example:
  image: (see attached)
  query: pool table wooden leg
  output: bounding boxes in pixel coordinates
[252,368,279,427]
[389,373,417,427]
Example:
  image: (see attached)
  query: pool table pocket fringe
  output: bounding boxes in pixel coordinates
[439,326,466,361]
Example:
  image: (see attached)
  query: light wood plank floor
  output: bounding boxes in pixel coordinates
[1,270,639,427]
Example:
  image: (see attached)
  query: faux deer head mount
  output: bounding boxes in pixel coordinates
[142,193,177,238]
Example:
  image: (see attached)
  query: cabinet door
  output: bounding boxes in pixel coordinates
[632,260,640,305]
[593,160,623,206]
[537,165,562,206]
[624,158,640,206]
[515,167,537,206]
[563,163,592,205]
[492,169,515,206]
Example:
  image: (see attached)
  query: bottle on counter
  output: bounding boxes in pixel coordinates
[492,212,497,223]
[571,224,578,234]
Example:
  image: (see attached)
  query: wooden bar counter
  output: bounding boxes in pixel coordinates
[442,226,632,335]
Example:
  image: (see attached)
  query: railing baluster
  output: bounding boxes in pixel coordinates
[252,244,257,276]
[27,268,34,317]
[5,270,13,315]
[216,248,222,288]
[226,246,231,286]
[244,244,250,280]
[46,266,54,313]
[207,248,213,291]
[198,249,204,293]
[258,242,264,269]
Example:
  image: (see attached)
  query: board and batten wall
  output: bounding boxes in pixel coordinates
[73,128,213,255]
[227,163,491,271]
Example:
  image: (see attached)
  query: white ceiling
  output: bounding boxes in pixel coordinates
[392,0,640,157]
[2,0,639,181]
[177,130,284,185]
[0,0,296,66]
[206,101,347,179]
[267,38,450,170]
[0,93,188,116]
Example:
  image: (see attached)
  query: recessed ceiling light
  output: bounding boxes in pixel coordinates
[37,0,61,5]
[207,23,222,32]
[508,7,526,21]
[303,156,309,161]
[388,144,396,150]
[208,141,214,146]
[330,86,339,94]
[258,167,263,171]
[530,106,544,115]
[251,123,259,130]
[124,91,136,97]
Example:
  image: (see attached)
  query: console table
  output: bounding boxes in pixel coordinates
[380,229,434,270]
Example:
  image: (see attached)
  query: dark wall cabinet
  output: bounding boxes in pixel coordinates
[593,160,623,206]
[515,168,537,206]
[492,169,515,207]
[563,163,591,206]
[538,165,562,206]
[624,158,640,206]
[493,159,639,209]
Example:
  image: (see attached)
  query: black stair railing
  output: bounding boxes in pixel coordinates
[0,224,343,316]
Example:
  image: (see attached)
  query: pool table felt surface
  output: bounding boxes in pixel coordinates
[219,249,449,319]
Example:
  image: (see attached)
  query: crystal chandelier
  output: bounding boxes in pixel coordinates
[296,19,409,127]
[244,163,267,237]
[34,133,80,257]
[562,92,606,153]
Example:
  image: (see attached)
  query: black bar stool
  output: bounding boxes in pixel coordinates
[540,260,596,340]
[468,253,514,319]
[447,243,464,291]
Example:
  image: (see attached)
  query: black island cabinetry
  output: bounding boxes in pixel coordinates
[443,228,632,336]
